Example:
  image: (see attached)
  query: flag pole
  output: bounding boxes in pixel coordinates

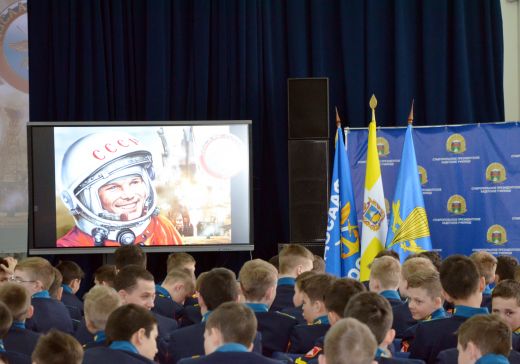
[408,100,414,125]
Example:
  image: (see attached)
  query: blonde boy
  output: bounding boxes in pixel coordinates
[470,251,497,296]
[83,285,122,347]
[406,268,446,321]
[400,257,435,299]
[369,256,401,304]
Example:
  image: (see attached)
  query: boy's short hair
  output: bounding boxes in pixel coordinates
[0,282,31,321]
[238,259,277,301]
[406,268,442,300]
[94,264,117,287]
[300,274,335,303]
[457,314,511,356]
[205,302,256,347]
[324,278,366,317]
[114,245,147,270]
[49,267,63,299]
[105,304,157,343]
[199,268,238,310]
[492,279,520,306]
[416,251,442,271]
[268,255,279,271]
[84,286,122,331]
[323,318,378,364]
[163,269,195,293]
[278,244,314,275]
[113,265,154,292]
[166,253,195,273]
[496,255,519,282]
[0,301,12,338]
[375,249,400,262]
[312,255,325,273]
[440,255,480,300]
[514,266,520,283]
[370,256,401,289]
[401,257,435,281]
[16,257,54,290]
[470,251,497,284]
[344,292,393,344]
[32,329,84,364]
[55,261,85,285]
[195,271,208,292]
[294,271,317,291]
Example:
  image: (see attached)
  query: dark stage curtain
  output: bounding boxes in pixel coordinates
[28,0,504,267]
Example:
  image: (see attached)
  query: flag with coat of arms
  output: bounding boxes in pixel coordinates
[324,110,360,279]
[385,103,432,261]
[360,95,388,281]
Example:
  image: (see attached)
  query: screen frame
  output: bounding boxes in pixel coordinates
[27,120,254,254]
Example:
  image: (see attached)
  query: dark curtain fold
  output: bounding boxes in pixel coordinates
[28,0,504,261]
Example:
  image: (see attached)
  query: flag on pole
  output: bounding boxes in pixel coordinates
[360,95,388,281]
[324,109,360,278]
[385,103,432,262]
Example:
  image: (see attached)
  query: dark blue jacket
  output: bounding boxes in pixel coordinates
[83,347,155,364]
[288,317,330,354]
[74,318,94,344]
[437,347,520,364]
[392,302,417,338]
[3,350,31,364]
[4,324,41,357]
[153,295,185,321]
[409,306,488,364]
[178,351,282,364]
[270,278,295,312]
[25,296,74,334]
[180,304,202,327]
[376,358,425,364]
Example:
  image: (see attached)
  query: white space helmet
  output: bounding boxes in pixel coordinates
[60,132,158,246]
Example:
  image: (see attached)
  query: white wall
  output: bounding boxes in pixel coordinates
[502,0,520,121]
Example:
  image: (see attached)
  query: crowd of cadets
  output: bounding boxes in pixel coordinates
[0,246,519,364]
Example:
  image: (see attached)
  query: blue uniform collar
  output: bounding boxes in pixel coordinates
[155,285,172,300]
[0,340,5,353]
[245,303,269,313]
[202,311,212,322]
[423,307,448,321]
[94,331,106,343]
[453,305,488,318]
[215,343,249,353]
[11,321,25,329]
[476,354,509,364]
[483,285,493,295]
[109,341,138,354]
[313,315,329,325]
[61,284,73,294]
[380,290,401,301]
[32,290,50,299]
[374,347,389,358]
[278,277,295,286]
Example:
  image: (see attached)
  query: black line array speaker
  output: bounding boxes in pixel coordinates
[288,78,329,139]
[288,140,329,242]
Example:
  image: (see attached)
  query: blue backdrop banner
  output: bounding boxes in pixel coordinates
[346,122,520,259]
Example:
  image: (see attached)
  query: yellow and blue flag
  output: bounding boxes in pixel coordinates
[385,123,432,262]
[324,125,360,278]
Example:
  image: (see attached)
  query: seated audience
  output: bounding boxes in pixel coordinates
[83,304,158,364]
[469,251,497,309]
[55,261,85,315]
[154,268,194,321]
[94,264,117,287]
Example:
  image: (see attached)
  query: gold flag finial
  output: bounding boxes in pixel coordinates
[335,107,341,128]
[408,99,414,125]
[369,94,377,123]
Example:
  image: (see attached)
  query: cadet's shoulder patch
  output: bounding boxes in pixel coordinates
[304,346,322,358]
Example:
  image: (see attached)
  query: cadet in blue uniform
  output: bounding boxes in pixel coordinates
[113,265,178,362]
[288,274,334,354]
[399,268,448,352]
[153,268,194,321]
[291,278,366,364]
[491,280,520,351]
[0,283,41,357]
[165,268,241,363]
[32,330,83,364]
[239,259,298,356]
[270,244,314,312]
[178,302,279,364]
[469,251,497,311]
[82,285,122,349]
[83,304,158,364]
[0,300,31,364]
[409,255,488,363]
[14,257,73,334]
[55,261,85,318]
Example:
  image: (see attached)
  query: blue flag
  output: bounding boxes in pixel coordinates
[325,127,360,278]
[385,124,432,262]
